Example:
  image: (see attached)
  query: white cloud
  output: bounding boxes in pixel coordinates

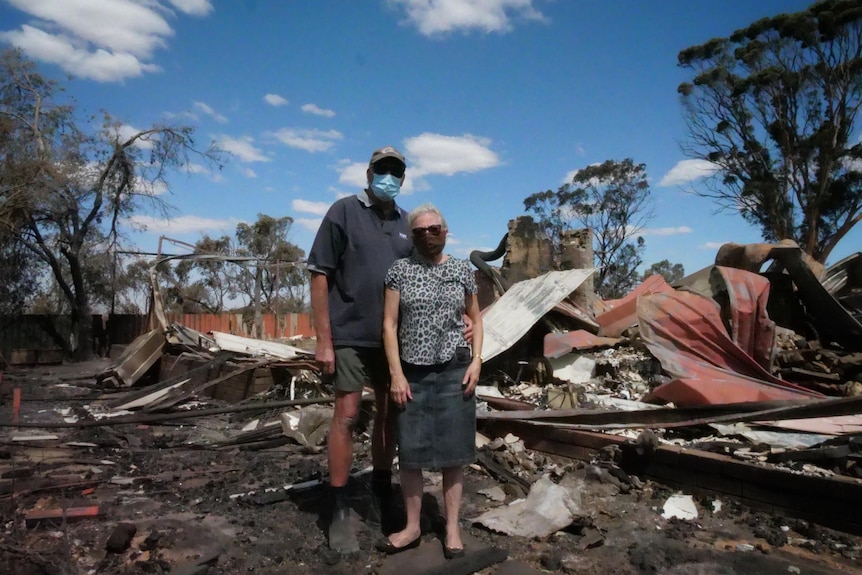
[292,199,331,216]
[704,241,728,249]
[562,169,579,185]
[272,128,343,152]
[336,133,498,193]
[166,0,214,16]
[406,133,500,177]
[215,135,270,163]
[193,101,228,123]
[264,93,289,107]
[301,103,335,118]
[339,162,374,189]
[659,159,719,187]
[638,226,693,237]
[0,25,159,82]
[135,179,169,197]
[241,167,257,178]
[843,156,862,172]
[296,218,323,232]
[1,0,212,82]
[183,162,221,181]
[128,214,238,234]
[388,0,546,36]
[115,124,154,149]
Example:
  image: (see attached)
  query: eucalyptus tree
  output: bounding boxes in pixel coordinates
[525,158,654,299]
[0,49,223,359]
[677,0,862,263]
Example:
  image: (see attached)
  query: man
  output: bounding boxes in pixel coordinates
[307,146,412,553]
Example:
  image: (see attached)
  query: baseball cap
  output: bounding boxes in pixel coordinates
[369,146,406,167]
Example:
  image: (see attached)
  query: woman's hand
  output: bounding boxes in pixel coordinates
[462,358,481,397]
[390,373,412,407]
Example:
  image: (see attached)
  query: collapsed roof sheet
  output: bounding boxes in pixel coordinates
[481,269,594,362]
[639,267,822,406]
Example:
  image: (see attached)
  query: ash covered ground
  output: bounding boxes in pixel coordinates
[1,359,861,575]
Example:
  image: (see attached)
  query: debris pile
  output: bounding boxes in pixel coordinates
[1,237,862,574]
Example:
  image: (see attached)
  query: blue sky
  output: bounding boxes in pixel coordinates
[2,0,858,276]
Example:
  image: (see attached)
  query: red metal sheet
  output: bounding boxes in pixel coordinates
[595,274,673,337]
[646,373,818,405]
[637,279,821,406]
[714,266,775,370]
[543,330,621,359]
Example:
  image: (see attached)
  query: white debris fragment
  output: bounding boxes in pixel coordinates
[549,355,595,384]
[472,475,583,538]
[478,486,507,502]
[712,499,722,514]
[475,385,504,398]
[661,494,698,520]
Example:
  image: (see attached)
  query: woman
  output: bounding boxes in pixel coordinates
[378,203,483,559]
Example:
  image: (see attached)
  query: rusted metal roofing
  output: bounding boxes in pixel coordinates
[543,330,620,359]
[595,274,673,337]
[637,267,823,406]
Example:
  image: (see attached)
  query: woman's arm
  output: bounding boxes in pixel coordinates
[461,292,483,396]
[383,286,411,406]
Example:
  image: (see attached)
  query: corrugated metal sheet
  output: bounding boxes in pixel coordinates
[595,274,673,337]
[543,330,620,359]
[638,268,822,406]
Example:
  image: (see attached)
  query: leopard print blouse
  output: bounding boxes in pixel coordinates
[384,254,477,365]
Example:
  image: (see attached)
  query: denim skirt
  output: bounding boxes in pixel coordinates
[397,351,477,469]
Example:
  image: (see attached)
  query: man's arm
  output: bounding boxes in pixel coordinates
[310,271,335,375]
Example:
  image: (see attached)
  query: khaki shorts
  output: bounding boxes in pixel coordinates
[333,346,390,393]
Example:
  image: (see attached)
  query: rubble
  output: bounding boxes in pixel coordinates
[1,239,861,574]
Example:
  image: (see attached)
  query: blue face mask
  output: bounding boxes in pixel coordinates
[370,173,401,201]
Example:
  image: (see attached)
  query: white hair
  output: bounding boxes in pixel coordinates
[408,203,448,229]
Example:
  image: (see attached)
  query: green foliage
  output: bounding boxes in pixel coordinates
[677,0,862,263]
[524,158,654,299]
[643,259,686,285]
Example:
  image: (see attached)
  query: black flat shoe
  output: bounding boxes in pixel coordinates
[443,546,465,560]
[375,535,421,555]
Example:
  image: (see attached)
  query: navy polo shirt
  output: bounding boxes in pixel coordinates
[308,190,413,347]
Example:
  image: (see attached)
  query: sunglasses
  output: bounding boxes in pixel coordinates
[412,225,443,238]
[372,162,405,178]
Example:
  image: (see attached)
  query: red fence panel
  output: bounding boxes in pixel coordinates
[162,312,315,339]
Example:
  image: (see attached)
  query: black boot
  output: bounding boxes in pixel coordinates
[328,486,359,554]
[365,471,389,529]
[367,470,404,534]
[365,469,397,533]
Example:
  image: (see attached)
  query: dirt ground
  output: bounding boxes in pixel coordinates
[1,359,861,575]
